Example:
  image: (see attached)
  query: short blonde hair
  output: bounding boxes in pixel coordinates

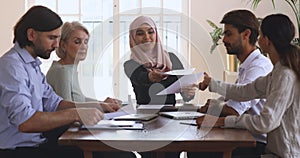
[56,21,89,59]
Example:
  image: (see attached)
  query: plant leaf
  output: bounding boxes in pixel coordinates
[271,0,275,8]
[207,19,223,53]
[251,0,261,8]
[209,28,223,43]
[206,19,219,29]
[210,43,218,53]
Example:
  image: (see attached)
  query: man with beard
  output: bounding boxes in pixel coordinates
[189,10,273,158]
[0,5,113,158]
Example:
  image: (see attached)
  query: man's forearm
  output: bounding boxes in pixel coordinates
[18,109,78,133]
[56,100,76,110]
[221,105,239,116]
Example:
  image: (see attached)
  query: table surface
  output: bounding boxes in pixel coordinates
[59,116,256,158]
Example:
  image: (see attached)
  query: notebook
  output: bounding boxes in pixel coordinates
[159,111,204,120]
[81,120,144,130]
[113,114,158,121]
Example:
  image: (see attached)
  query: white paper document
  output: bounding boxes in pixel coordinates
[161,68,195,75]
[136,104,167,114]
[159,111,204,120]
[137,104,165,110]
[104,103,136,120]
[81,120,144,130]
[113,113,158,121]
[157,72,204,95]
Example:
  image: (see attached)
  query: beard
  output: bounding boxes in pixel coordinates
[32,42,54,59]
[227,50,238,55]
[224,43,239,55]
[224,38,243,55]
[34,47,53,59]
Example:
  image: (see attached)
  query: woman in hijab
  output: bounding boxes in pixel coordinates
[124,15,196,105]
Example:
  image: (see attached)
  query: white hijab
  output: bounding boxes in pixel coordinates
[129,16,172,71]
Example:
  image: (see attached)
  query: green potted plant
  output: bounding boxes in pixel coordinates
[207,19,223,53]
[208,0,300,53]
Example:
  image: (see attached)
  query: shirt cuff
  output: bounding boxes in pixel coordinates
[209,78,226,96]
[224,115,238,128]
[226,100,248,116]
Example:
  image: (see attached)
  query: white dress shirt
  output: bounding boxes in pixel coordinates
[224,49,273,144]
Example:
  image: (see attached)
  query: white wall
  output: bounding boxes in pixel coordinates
[189,0,296,73]
[1,1,295,57]
[0,0,24,56]
[0,0,295,58]
[188,0,296,104]
[0,0,295,104]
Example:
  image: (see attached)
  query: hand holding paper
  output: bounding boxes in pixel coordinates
[157,72,204,95]
[199,72,212,91]
[149,69,168,82]
[181,84,198,98]
[161,68,195,75]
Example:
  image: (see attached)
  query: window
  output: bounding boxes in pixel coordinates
[26,0,190,101]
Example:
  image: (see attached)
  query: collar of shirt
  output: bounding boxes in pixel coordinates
[14,43,42,70]
[238,49,262,74]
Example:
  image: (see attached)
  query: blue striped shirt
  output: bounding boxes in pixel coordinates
[0,43,62,149]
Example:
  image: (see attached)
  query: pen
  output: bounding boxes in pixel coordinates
[179,122,198,126]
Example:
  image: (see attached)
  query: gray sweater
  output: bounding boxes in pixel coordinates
[46,61,96,102]
[210,62,300,158]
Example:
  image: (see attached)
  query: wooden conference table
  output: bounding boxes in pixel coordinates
[58,115,256,158]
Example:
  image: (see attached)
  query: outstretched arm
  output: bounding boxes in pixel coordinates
[19,100,103,133]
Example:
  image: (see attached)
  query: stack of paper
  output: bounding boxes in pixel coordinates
[136,104,172,114]
[81,120,144,130]
[113,114,158,121]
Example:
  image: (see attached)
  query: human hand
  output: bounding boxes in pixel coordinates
[196,114,225,128]
[198,72,211,91]
[104,97,121,109]
[148,69,168,82]
[100,102,120,112]
[199,99,211,113]
[181,84,198,98]
[144,62,170,72]
[200,99,225,116]
[76,108,103,126]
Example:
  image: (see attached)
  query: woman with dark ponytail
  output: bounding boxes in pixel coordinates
[196,14,300,158]
[260,13,300,80]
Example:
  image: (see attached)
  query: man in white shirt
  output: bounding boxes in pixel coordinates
[191,9,273,158]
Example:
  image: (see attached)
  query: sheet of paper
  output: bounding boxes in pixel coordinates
[157,72,204,95]
[104,111,128,120]
[137,104,167,114]
[137,104,166,110]
[81,120,144,130]
[104,103,137,120]
[161,68,195,75]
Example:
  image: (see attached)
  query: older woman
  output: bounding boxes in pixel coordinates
[46,21,120,113]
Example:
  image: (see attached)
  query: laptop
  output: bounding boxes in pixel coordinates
[159,111,204,120]
[113,114,158,121]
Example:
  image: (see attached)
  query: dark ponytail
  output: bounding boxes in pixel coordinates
[283,45,300,80]
[261,14,300,80]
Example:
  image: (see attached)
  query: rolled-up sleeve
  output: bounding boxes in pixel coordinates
[42,75,62,112]
[0,60,37,127]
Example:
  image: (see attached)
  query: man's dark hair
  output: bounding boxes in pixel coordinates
[221,9,259,45]
[13,5,63,48]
